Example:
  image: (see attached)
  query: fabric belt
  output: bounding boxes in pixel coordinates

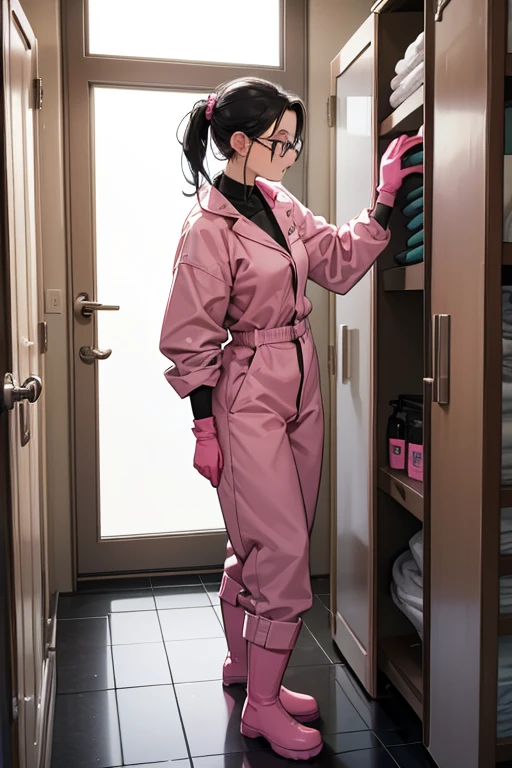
[230,316,310,349]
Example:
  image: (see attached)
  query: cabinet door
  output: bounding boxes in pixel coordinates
[332,16,377,696]
[428,0,494,765]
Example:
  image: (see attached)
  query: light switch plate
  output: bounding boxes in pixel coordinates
[45,288,62,314]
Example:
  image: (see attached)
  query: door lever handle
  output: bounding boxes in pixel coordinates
[75,292,120,319]
[434,0,452,21]
[432,314,450,405]
[79,346,112,364]
[2,373,43,412]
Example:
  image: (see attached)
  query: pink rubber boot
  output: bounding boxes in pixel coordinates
[219,573,319,723]
[240,615,323,761]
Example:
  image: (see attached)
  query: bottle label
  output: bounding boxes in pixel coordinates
[408,443,423,481]
[389,439,406,470]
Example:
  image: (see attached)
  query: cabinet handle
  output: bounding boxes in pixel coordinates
[432,314,451,405]
[434,0,452,21]
[340,324,351,384]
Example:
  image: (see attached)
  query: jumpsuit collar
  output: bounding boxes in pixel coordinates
[197,178,295,260]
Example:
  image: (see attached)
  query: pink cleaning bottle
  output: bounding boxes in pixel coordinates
[387,400,406,471]
[407,419,423,482]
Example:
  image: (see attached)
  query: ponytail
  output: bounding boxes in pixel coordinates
[178,97,212,196]
[177,77,306,196]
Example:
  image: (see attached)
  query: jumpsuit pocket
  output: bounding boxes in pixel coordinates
[228,347,260,414]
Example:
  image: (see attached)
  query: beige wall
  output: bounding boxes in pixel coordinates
[306,0,374,574]
[23,0,374,589]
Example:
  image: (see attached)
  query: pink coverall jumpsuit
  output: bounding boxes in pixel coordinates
[160,179,390,649]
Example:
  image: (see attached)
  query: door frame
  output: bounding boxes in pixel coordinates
[62,0,307,576]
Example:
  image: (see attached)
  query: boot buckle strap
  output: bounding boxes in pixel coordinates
[243,613,302,650]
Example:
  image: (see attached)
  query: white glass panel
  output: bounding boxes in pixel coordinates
[93,87,226,538]
[88,0,281,67]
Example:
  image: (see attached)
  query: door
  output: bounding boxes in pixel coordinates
[62,0,307,576]
[330,15,378,695]
[1,1,48,766]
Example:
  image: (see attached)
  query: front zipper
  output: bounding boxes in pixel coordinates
[288,258,304,422]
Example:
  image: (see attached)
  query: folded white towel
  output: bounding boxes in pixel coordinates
[409,530,423,574]
[391,48,424,91]
[391,581,424,639]
[390,62,424,110]
[395,32,424,76]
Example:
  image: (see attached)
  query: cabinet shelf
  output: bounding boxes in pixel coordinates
[501,487,512,508]
[497,738,512,762]
[504,243,512,265]
[378,635,423,719]
[379,86,424,137]
[378,467,424,521]
[382,262,424,291]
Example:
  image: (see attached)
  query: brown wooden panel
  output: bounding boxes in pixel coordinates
[428,0,502,766]
[379,634,423,718]
[503,242,512,265]
[382,263,424,291]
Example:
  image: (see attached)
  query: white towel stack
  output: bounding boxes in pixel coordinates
[503,288,512,483]
[502,509,512,554]
[389,32,425,110]
[498,636,512,738]
[390,530,423,639]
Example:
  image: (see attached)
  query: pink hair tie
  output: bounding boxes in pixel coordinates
[205,93,217,121]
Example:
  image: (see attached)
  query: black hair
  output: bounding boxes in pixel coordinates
[177,76,306,196]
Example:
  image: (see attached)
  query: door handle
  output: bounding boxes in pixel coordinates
[79,346,112,364]
[1,373,42,411]
[432,314,450,405]
[340,324,351,384]
[74,292,120,319]
[434,0,452,21]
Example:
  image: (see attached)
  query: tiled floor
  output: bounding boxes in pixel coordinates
[51,575,436,768]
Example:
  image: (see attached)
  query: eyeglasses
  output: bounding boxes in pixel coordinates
[253,136,303,159]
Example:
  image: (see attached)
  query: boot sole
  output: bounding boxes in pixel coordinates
[240,722,323,760]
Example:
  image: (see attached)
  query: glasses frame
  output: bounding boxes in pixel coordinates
[252,135,303,159]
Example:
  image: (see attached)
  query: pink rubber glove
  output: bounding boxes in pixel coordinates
[191,416,224,488]
[376,134,424,207]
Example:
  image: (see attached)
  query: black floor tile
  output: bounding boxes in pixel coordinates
[317,594,331,611]
[59,590,156,619]
[154,585,211,610]
[76,576,152,592]
[109,610,162,645]
[312,577,331,595]
[201,573,223,586]
[57,643,114,694]
[57,616,110,650]
[151,574,202,587]
[323,730,382,754]
[282,665,369,735]
[117,685,188,763]
[165,637,228,683]
[112,642,171,687]
[388,743,436,767]
[159,606,225,642]
[175,681,266,757]
[192,746,396,767]
[334,666,422,748]
[289,624,332,667]
[51,690,122,768]
[303,600,344,664]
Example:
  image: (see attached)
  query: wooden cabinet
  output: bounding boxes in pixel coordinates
[329,0,512,765]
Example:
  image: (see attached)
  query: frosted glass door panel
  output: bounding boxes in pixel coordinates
[88,0,281,66]
[93,87,226,538]
[335,43,374,654]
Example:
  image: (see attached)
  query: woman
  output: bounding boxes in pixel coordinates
[160,77,422,761]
